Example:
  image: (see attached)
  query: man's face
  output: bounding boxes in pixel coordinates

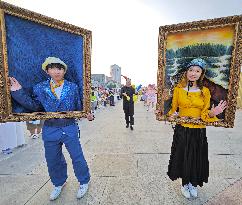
[46,66,65,82]
[126,79,131,86]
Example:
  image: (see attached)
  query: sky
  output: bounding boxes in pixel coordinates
[4,0,242,85]
[167,26,235,50]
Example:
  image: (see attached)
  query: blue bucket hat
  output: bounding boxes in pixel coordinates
[186,58,206,70]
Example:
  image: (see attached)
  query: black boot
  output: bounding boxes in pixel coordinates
[126,124,129,128]
[130,125,133,130]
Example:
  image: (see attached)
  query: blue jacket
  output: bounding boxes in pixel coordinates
[11,79,82,112]
[11,79,82,141]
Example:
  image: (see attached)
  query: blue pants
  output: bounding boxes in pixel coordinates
[43,124,90,187]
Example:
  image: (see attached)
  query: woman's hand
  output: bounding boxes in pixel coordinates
[168,112,178,120]
[209,100,227,117]
[9,77,22,91]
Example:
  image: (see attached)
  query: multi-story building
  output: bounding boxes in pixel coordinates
[91,74,106,87]
[105,76,112,82]
[110,64,121,85]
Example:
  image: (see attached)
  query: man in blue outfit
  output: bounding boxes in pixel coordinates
[10,57,93,201]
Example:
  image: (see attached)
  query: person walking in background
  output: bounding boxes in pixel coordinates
[109,90,115,106]
[26,120,44,139]
[94,87,101,109]
[121,77,135,130]
[146,84,156,111]
[142,87,148,107]
[91,89,98,115]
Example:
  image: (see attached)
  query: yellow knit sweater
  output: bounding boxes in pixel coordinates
[168,85,218,128]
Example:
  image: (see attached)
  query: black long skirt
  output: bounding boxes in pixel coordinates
[167,124,209,187]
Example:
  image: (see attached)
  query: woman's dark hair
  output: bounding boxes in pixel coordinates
[197,69,206,97]
[197,69,205,89]
[46,63,65,70]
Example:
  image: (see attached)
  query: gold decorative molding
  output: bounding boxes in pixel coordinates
[156,15,242,128]
[0,1,92,122]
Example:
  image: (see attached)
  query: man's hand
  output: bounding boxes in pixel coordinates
[9,77,22,91]
[87,113,94,121]
[122,92,127,97]
[154,110,159,114]
[122,92,130,101]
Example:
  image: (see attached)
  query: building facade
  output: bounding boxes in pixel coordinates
[91,74,106,87]
[110,64,121,85]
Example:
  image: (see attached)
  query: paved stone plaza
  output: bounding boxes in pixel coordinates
[0,101,242,205]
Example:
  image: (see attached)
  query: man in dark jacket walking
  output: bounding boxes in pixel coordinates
[121,78,135,130]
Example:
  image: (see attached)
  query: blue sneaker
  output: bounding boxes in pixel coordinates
[77,183,89,199]
[188,183,198,198]
[49,182,66,201]
[181,184,191,199]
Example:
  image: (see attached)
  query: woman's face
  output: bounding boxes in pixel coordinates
[186,65,203,82]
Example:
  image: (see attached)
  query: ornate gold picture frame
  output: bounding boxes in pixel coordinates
[156,15,242,128]
[0,1,91,122]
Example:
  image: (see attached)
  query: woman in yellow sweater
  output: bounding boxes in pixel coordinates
[167,58,227,199]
